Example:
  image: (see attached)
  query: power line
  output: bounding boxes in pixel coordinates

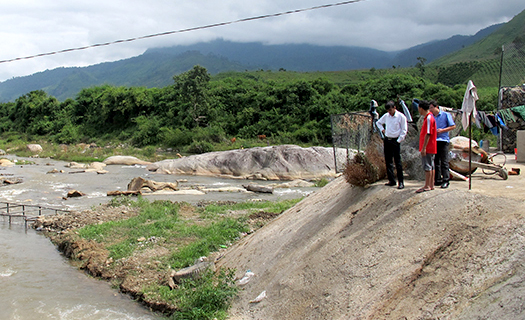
[0,0,367,64]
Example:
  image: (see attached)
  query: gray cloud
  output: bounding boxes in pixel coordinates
[0,0,524,81]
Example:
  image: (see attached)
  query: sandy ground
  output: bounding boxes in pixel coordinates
[218,154,525,319]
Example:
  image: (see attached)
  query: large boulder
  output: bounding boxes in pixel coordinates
[103,156,151,166]
[0,159,15,167]
[65,161,107,172]
[27,144,43,153]
[147,145,350,181]
[127,177,178,192]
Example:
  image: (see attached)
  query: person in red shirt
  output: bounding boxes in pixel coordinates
[416,100,437,193]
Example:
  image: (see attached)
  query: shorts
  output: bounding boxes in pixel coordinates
[421,154,435,171]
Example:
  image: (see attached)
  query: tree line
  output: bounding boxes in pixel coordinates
[0,65,495,153]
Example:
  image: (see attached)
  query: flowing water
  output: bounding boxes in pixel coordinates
[0,223,161,320]
[0,156,314,319]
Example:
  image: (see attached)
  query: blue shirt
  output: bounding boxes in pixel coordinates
[434,110,455,142]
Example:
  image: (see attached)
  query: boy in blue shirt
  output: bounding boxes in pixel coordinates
[429,101,456,188]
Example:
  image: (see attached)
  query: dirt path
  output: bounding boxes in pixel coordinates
[219,156,525,319]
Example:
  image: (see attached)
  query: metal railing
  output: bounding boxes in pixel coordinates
[330,112,374,172]
[0,202,70,229]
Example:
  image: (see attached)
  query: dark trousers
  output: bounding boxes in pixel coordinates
[384,138,403,184]
[435,141,450,183]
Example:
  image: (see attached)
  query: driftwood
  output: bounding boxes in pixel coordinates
[127,177,179,192]
[168,260,214,289]
[107,190,141,196]
[68,170,86,174]
[0,177,23,185]
[242,184,274,193]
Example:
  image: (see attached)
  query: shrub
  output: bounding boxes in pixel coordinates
[160,127,193,148]
[344,136,386,187]
[344,152,380,187]
[52,123,82,144]
[186,141,214,154]
[364,136,387,179]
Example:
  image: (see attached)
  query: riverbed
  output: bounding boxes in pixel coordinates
[0,156,315,211]
[0,156,315,319]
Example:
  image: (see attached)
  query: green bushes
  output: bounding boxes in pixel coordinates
[0,66,495,154]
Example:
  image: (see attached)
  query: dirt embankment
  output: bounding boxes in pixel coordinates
[219,159,525,320]
[35,156,525,319]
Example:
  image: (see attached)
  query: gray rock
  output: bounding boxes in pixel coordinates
[103,156,151,166]
[148,145,351,181]
[27,144,43,153]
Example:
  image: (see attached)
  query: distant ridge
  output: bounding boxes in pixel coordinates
[0,15,513,102]
[432,9,525,65]
[392,23,503,67]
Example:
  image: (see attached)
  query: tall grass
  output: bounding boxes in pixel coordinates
[75,197,300,319]
[201,198,301,218]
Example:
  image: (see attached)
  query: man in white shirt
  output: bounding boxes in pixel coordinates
[376,101,408,189]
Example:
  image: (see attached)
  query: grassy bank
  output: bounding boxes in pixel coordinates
[41,196,302,319]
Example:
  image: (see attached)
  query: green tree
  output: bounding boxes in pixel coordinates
[10,90,60,135]
[415,57,427,76]
[173,65,211,128]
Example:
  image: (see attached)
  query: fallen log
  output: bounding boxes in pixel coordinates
[242,184,274,193]
[168,260,214,289]
[107,190,141,196]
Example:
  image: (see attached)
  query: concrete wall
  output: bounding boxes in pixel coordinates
[517,130,525,162]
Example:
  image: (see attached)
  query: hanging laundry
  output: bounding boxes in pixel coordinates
[476,111,493,130]
[499,108,516,123]
[399,99,413,122]
[495,113,508,129]
[487,114,498,135]
[510,105,525,121]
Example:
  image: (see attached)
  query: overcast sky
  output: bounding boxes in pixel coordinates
[0,0,524,82]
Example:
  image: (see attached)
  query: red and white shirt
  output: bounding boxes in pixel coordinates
[419,113,437,154]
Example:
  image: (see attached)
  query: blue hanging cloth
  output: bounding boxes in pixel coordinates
[399,99,413,122]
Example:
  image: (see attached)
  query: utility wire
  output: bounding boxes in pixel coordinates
[0,0,366,64]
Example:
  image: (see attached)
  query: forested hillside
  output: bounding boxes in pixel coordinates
[433,9,525,66]
[0,66,496,154]
[0,12,509,103]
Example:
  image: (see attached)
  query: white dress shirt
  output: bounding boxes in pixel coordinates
[376,110,408,143]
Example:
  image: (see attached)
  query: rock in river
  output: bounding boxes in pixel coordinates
[103,156,151,166]
[147,145,350,181]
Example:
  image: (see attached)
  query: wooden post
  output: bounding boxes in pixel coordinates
[469,112,472,190]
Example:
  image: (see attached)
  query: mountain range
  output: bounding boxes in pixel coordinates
[0,15,515,102]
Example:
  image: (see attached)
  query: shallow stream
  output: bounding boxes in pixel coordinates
[0,156,314,319]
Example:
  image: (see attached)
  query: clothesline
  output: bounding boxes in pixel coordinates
[463,105,525,136]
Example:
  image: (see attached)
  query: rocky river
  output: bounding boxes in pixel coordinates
[0,154,318,319]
